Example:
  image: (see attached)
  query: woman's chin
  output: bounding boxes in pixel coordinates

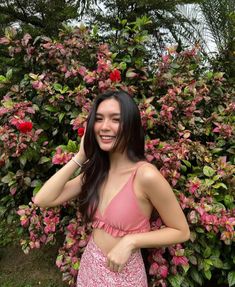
[99,143,114,152]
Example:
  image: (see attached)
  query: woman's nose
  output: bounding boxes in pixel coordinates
[101,119,110,130]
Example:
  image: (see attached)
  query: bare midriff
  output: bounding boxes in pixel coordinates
[92,228,123,255]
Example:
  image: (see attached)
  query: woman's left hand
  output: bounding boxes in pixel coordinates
[106,236,134,272]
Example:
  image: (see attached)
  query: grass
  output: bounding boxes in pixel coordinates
[0,242,68,287]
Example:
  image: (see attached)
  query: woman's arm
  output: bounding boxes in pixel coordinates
[127,164,190,249]
[34,136,87,208]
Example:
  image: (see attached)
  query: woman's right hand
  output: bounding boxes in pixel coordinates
[76,133,86,163]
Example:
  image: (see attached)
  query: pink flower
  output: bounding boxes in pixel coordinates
[77,66,87,77]
[17,121,33,133]
[98,79,112,92]
[97,54,111,73]
[84,71,96,84]
[109,69,121,82]
[0,37,10,45]
[149,262,159,275]
[159,265,168,278]
[187,178,201,194]
[172,255,189,266]
[160,104,175,121]
[52,147,73,165]
[10,187,17,195]
[32,80,45,90]
[213,122,233,138]
[162,55,169,63]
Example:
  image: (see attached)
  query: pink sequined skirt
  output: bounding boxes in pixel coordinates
[76,236,148,287]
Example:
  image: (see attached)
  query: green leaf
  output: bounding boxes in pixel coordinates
[204,270,212,280]
[206,71,213,80]
[45,105,59,112]
[168,274,184,287]
[3,99,14,108]
[6,69,13,80]
[182,264,190,273]
[19,154,27,167]
[210,256,223,268]
[120,19,127,26]
[190,268,203,285]
[182,160,191,167]
[31,179,42,187]
[65,104,71,111]
[224,195,234,207]
[0,75,7,82]
[122,54,132,63]
[29,73,38,80]
[204,178,214,186]
[38,156,51,164]
[195,227,204,233]
[91,24,98,36]
[203,260,211,272]
[33,186,41,195]
[228,271,235,287]
[181,165,187,172]
[53,83,63,92]
[119,62,127,70]
[72,261,79,270]
[213,182,227,189]
[203,166,215,177]
[0,206,7,217]
[204,259,213,266]
[203,247,211,258]
[1,172,15,184]
[213,174,222,181]
[61,86,69,94]
[211,148,223,154]
[58,112,65,123]
[67,140,77,153]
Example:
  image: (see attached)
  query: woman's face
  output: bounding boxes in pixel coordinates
[94,98,121,152]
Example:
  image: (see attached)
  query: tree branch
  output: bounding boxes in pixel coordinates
[0,5,45,28]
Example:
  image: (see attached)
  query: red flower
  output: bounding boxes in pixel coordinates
[77,127,85,137]
[17,121,33,133]
[109,69,121,82]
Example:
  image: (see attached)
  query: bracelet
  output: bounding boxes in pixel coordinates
[72,157,83,168]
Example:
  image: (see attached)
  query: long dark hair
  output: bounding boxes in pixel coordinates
[78,90,146,223]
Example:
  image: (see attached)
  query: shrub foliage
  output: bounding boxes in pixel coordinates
[0,19,234,287]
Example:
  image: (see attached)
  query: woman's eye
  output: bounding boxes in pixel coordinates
[113,118,120,122]
[95,117,102,121]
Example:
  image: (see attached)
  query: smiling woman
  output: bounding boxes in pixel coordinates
[94,98,121,152]
[34,90,190,287]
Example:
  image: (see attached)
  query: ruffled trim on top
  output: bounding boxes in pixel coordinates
[92,219,150,237]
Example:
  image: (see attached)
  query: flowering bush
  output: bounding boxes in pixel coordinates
[0,19,234,287]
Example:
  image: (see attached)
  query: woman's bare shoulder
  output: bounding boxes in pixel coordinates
[136,162,169,193]
[137,162,161,180]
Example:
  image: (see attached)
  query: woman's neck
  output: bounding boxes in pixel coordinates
[109,151,133,171]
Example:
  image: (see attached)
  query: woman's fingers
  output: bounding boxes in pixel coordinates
[107,260,124,272]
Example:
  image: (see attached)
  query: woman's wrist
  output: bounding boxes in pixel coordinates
[124,234,137,252]
[71,157,83,168]
[72,153,86,165]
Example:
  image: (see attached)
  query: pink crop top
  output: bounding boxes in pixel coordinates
[92,162,151,237]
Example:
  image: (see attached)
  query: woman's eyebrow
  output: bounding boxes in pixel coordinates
[95,112,121,116]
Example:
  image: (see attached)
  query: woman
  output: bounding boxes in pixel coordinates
[34,90,190,286]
